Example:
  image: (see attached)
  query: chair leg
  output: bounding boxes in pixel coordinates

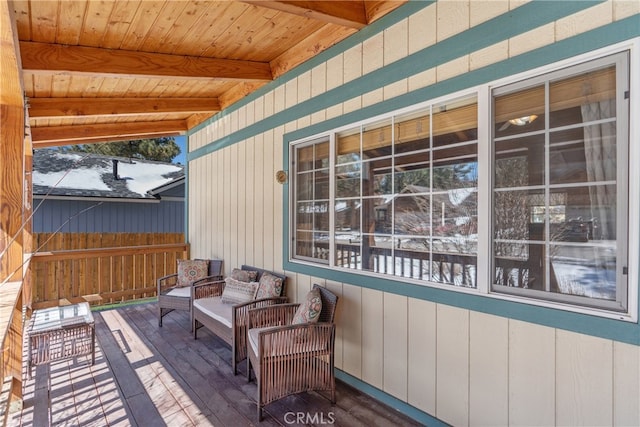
[158,309,163,327]
[246,359,251,382]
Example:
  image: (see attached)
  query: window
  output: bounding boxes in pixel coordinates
[491,52,629,312]
[293,140,330,263]
[290,48,632,317]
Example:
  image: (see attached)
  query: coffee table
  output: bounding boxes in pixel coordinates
[27,302,95,378]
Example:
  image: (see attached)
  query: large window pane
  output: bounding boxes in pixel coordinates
[492,53,627,311]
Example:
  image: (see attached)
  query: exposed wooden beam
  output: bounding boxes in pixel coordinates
[244,1,368,29]
[20,41,273,82]
[0,0,26,406]
[28,97,221,118]
[31,120,188,147]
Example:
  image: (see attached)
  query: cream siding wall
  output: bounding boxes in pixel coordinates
[188,1,640,425]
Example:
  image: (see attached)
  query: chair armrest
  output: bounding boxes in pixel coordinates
[257,323,335,357]
[192,275,224,286]
[248,303,300,329]
[157,273,178,294]
[232,297,288,327]
[192,279,225,300]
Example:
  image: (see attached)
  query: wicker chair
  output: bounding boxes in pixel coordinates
[246,284,339,421]
[157,259,223,329]
[193,265,288,375]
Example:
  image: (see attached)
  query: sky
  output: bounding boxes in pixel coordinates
[174,135,187,165]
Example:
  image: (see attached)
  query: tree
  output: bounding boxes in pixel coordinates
[66,137,181,163]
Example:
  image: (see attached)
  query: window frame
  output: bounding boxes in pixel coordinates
[288,41,638,322]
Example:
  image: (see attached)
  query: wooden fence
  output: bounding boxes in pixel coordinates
[30,233,187,308]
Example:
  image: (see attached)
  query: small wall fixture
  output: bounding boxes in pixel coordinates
[275,170,288,184]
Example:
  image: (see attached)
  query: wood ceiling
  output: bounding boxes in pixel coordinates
[10,1,407,148]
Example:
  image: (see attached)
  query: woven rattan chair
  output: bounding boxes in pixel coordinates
[157,259,223,329]
[247,284,339,421]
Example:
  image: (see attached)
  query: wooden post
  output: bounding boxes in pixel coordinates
[1,0,28,410]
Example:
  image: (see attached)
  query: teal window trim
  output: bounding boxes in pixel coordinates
[283,27,640,346]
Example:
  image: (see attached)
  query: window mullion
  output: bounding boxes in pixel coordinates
[477,87,491,294]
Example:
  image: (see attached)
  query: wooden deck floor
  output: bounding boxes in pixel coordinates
[8,302,423,426]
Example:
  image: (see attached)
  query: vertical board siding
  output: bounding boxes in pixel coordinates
[613,342,640,426]
[556,331,613,426]
[361,287,384,389]
[187,1,640,425]
[382,292,408,401]
[469,312,509,427]
[33,199,184,233]
[407,298,436,415]
[341,283,363,378]
[509,320,556,426]
[436,304,470,427]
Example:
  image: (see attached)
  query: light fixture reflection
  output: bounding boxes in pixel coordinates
[508,115,538,126]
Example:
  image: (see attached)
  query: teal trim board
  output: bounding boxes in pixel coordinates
[187,0,602,162]
[335,369,448,427]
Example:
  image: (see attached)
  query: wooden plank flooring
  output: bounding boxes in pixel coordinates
[8,302,423,426]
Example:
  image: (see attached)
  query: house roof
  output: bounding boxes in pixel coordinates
[32,149,184,200]
[10,1,407,148]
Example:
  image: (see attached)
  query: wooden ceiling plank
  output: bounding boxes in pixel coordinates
[27,0,58,42]
[197,2,253,58]
[28,97,221,118]
[11,0,31,42]
[101,0,144,49]
[79,0,117,47]
[178,1,236,57]
[117,1,165,51]
[235,10,324,62]
[55,0,88,45]
[20,41,273,81]
[151,1,211,55]
[30,120,188,144]
[138,0,190,53]
[244,1,368,29]
[270,23,356,78]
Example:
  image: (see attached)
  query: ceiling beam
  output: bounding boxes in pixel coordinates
[31,120,188,147]
[28,97,220,118]
[20,41,273,82]
[244,1,368,29]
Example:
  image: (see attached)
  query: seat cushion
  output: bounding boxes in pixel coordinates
[221,277,258,305]
[248,326,327,356]
[165,287,191,298]
[176,259,209,287]
[255,272,284,299]
[193,296,233,328]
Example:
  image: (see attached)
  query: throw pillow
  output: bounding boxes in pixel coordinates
[255,272,284,299]
[221,277,258,305]
[230,268,258,283]
[292,288,322,324]
[176,259,209,287]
